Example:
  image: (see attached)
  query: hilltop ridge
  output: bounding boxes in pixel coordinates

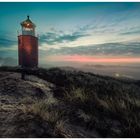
[0,66,140,138]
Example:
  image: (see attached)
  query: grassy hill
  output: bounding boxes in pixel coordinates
[0,66,140,138]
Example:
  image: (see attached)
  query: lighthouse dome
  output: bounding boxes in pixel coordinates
[21,15,36,28]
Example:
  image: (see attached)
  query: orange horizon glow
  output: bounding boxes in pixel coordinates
[46,55,140,63]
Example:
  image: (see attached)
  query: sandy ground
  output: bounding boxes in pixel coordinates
[0,72,54,137]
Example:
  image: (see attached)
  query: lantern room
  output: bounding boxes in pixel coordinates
[21,15,36,36]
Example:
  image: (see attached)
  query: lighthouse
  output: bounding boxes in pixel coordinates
[18,16,38,68]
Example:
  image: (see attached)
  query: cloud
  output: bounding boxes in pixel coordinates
[39,29,89,45]
[39,13,140,48]
[77,11,140,36]
[120,30,140,35]
[0,37,17,47]
[40,42,140,57]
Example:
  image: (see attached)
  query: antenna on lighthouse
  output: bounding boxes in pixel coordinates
[27,15,30,19]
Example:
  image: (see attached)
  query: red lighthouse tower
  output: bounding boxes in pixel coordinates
[18,16,38,68]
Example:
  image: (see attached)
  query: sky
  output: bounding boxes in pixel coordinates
[0,2,140,66]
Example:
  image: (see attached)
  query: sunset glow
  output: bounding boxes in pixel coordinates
[46,55,140,63]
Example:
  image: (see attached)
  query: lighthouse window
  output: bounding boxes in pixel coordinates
[23,27,33,31]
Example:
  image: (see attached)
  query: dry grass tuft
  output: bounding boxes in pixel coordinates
[20,96,63,126]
